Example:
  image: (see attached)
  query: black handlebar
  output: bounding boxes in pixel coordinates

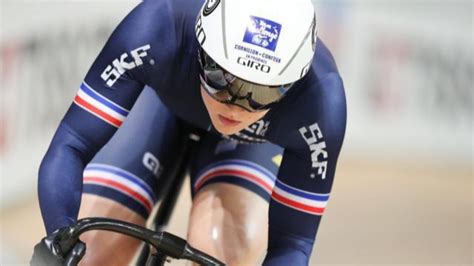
[57,217,224,266]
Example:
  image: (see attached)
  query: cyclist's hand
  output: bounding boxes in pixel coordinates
[30,227,86,266]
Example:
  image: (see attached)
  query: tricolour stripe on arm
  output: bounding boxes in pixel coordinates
[73,82,129,127]
[272,179,329,215]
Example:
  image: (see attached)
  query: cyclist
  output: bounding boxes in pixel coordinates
[32,0,346,265]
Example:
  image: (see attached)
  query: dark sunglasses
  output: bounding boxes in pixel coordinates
[198,48,292,112]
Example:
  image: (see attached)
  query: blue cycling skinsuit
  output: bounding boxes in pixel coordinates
[38,0,347,264]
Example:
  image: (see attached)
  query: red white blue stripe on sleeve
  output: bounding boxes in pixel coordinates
[83,163,156,213]
[194,159,276,195]
[73,82,129,128]
[272,179,330,216]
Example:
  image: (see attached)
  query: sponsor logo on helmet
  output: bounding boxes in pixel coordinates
[237,57,271,73]
[234,44,282,64]
[195,15,206,45]
[243,16,281,52]
[202,0,221,16]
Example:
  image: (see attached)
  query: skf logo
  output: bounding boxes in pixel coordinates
[299,123,328,179]
[101,44,151,87]
[237,57,271,73]
[143,152,161,178]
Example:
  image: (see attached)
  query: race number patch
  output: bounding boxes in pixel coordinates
[243,16,281,52]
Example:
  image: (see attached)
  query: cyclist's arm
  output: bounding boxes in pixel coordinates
[38,0,176,234]
[264,74,346,265]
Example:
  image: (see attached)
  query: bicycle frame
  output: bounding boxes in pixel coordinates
[136,122,204,265]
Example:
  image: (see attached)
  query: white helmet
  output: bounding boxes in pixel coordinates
[195,0,317,86]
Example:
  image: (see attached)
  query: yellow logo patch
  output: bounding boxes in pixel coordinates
[272,154,283,167]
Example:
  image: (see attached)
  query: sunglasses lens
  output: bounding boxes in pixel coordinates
[198,48,292,112]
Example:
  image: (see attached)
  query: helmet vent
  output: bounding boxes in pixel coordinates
[221,0,229,59]
[278,21,313,76]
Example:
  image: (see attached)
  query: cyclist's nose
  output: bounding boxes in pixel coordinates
[224,102,248,114]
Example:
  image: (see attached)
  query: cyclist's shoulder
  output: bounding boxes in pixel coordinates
[168,0,204,17]
[267,41,346,148]
[88,0,203,84]
[138,0,202,27]
[111,0,201,46]
[311,38,341,75]
[277,72,346,132]
[285,39,345,110]
[135,0,202,17]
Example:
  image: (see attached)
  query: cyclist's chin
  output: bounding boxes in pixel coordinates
[200,87,268,135]
[212,120,248,135]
